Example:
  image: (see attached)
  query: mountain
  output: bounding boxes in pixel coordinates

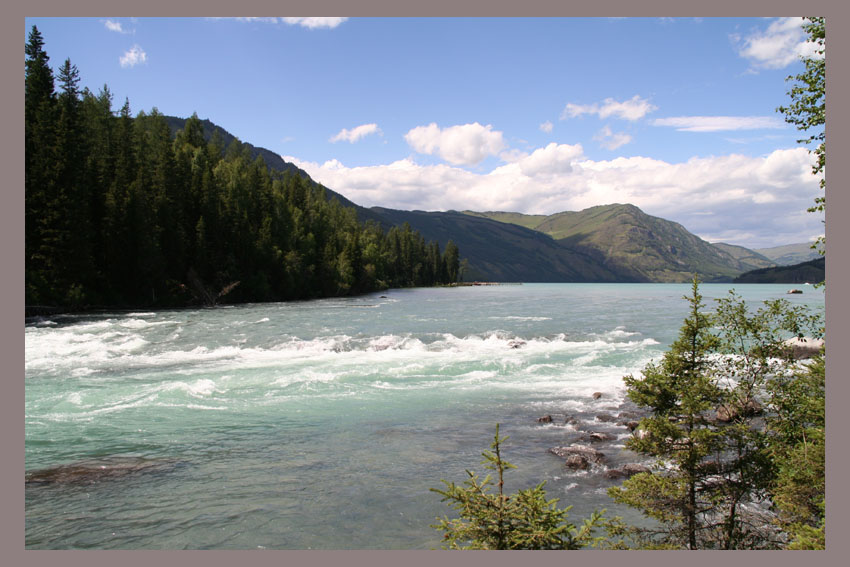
[711,243,776,271]
[367,208,625,282]
[165,116,780,284]
[733,257,825,284]
[462,205,766,282]
[754,242,822,266]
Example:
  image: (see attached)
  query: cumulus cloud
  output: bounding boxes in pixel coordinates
[652,116,786,132]
[561,95,657,121]
[283,146,821,248]
[119,45,147,68]
[330,123,382,143]
[594,125,633,150]
[404,122,508,166]
[734,17,822,69]
[539,121,554,133]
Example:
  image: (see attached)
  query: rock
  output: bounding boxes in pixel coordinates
[537,415,553,423]
[604,469,628,479]
[595,414,618,423]
[716,398,763,423]
[549,444,605,464]
[605,463,651,480]
[592,392,603,400]
[564,455,589,470]
[787,289,803,294]
[617,411,641,420]
[783,337,824,360]
[587,432,616,442]
[508,340,527,349]
[623,421,640,431]
[622,463,651,476]
[565,416,579,425]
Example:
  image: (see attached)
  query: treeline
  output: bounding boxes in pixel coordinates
[25,27,459,309]
[733,257,825,284]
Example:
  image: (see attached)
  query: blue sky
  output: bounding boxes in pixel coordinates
[25,16,824,249]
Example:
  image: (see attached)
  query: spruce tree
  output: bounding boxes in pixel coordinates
[609,276,724,549]
[432,425,605,550]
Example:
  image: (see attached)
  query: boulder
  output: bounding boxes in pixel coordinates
[549,444,605,464]
[621,463,651,476]
[605,463,651,480]
[587,432,616,442]
[592,392,603,400]
[564,455,589,470]
[537,415,553,423]
[595,414,618,423]
[783,337,824,360]
[716,398,763,423]
[508,340,527,349]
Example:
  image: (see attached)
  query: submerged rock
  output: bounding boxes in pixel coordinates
[25,457,178,486]
[508,339,527,349]
[537,415,553,423]
[592,392,603,400]
[595,414,618,423]
[587,432,616,442]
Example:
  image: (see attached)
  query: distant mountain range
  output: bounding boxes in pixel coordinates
[752,242,822,266]
[167,116,818,284]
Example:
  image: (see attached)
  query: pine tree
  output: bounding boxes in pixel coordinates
[609,276,725,549]
[431,425,605,549]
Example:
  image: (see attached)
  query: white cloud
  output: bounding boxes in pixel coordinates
[539,121,553,133]
[404,122,508,166]
[283,146,821,248]
[561,95,657,121]
[119,45,147,68]
[735,17,821,70]
[103,20,128,33]
[281,17,348,29]
[330,123,382,143]
[652,116,786,132]
[217,17,348,29]
[593,126,633,150]
[233,17,281,24]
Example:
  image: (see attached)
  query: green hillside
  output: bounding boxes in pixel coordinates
[711,243,776,271]
[368,208,625,282]
[463,205,765,282]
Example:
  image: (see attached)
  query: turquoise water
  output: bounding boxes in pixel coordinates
[25,283,824,549]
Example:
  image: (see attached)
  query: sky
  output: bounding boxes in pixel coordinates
[25,16,825,249]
